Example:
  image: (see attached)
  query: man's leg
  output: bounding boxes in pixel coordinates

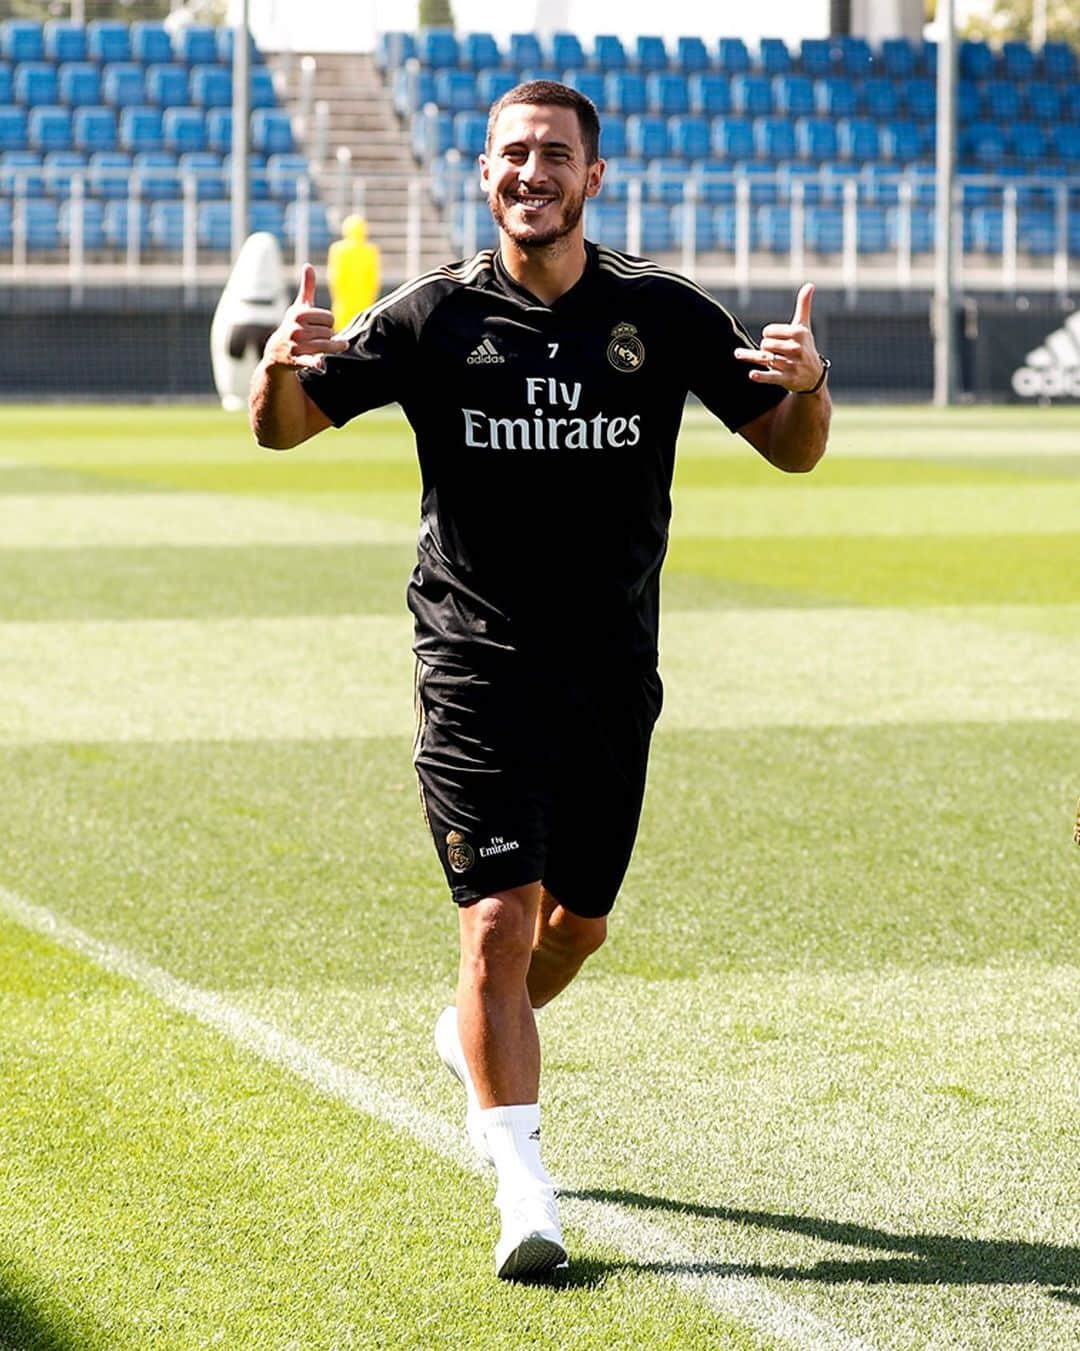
[527,886,607,1009]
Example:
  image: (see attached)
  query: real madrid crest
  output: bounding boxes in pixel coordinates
[607,321,645,373]
[446,829,475,874]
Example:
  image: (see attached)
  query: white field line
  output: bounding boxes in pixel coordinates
[0,883,874,1351]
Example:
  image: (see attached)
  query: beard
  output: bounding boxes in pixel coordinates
[488,184,587,249]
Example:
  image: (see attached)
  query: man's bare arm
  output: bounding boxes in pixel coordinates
[733,282,831,473]
[249,264,345,449]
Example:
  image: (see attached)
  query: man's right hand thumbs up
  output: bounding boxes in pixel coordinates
[263,264,349,372]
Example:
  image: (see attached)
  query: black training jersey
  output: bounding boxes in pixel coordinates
[298,242,784,672]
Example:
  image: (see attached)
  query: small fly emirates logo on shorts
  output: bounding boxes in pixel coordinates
[480,835,519,860]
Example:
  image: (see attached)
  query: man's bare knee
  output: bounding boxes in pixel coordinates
[539,902,607,960]
[460,885,540,981]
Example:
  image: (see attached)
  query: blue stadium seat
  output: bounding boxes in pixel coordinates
[135,150,180,200]
[252,109,294,154]
[131,23,173,65]
[959,40,993,80]
[88,149,131,198]
[205,108,232,153]
[593,35,627,71]
[648,74,688,115]
[968,204,1001,253]
[0,150,45,196]
[712,117,754,160]
[795,116,838,161]
[102,63,145,108]
[773,75,814,116]
[780,160,824,202]
[805,205,843,252]
[688,75,730,115]
[1012,123,1046,161]
[145,63,190,108]
[716,38,750,74]
[713,205,739,250]
[956,81,981,121]
[508,33,543,69]
[1050,125,1080,164]
[448,199,498,252]
[250,68,277,110]
[671,203,716,248]
[462,32,500,70]
[148,199,186,249]
[197,200,231,249]
[452,110,486,156]
[888,204,935,251]
[983,80,1021,120]
[1001,40,1035,81]
[606,72,647,114]
[1042,41,1076,80]
[822,161,863,200]
[215,28,263,67]
[739,160,780,203]
[815,76,858,117]
[191,65,231,108]
[517,68,560,84]
[268,153,311,199]
[691,159,735,204]
[758,204,790,251]
[880,119,921,162]
[163,107,206,153]
[3,21,45,63]
[222,152,269,200]
[24,198,60,251]
[958,170,997,208]
[435,69,477,112]
[0,199,11,248]
[586,202,626,247]
[29,106,72,151]
[88,21,131,64]
[43,151,87,195]
[675,37,709,74]
[669,115,710,160]
[549,33,585,69]
[635,36,668,72]
[755,117,796,161]
[375,32,416,70]
[731,75,772,116]
[478,70,518,105]
[645,156,687,203]
[857,206,889,252]
[862,78,898,118]
[639,203,673,250]
[838,117,880,161]
[120,108,164,153]
[899,76,935,118]
[415,27,457,69]
[562,70,605,109]
[1020,208,1056,255]
[45,21,86,63]
[800,39,833,77]
[175,26,219,66]
[1027,82,1060,121]
[410,106,451,161]
[601,156,644,202]
[286,200,333,251]
[58,62,101,107]
[0,66,10,104]
[15,61,58,106]
[598,114,626,157]
[626,113,669,157]
[103,199,150,248]
[880,38,917,77]
[758,38,792,75]
[73,106,117,152]
[59,195,106,249]
[836,36,873,76]
[965,121,1007,167]
[250,199,286,240]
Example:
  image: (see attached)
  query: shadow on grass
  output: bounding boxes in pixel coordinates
[563,1189,1080,1302]
[0,1273,93,1351]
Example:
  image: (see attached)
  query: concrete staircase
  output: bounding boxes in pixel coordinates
[265,50,455,284]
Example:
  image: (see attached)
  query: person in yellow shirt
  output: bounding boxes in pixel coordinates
[327,215,381,331]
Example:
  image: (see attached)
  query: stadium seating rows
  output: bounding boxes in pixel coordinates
[0,17,330,255]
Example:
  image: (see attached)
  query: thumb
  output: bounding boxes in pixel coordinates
[792,282,814,327]
[295,263,316,307]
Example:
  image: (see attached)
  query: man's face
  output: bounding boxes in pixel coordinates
[480,103,604,249]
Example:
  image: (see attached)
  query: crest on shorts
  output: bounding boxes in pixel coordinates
[446,829,475,874]
[607,321,645,373]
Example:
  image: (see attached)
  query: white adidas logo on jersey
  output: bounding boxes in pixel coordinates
[467,337,505,365]
[1011,312,1080,398]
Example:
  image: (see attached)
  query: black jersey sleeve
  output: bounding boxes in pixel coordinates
[680,286,786,432]
[297,303,414,427]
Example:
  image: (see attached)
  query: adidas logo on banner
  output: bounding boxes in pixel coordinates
[1011,311,1080,399]
[467,337,505,365]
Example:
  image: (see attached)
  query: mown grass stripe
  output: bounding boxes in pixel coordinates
[0,882,874,1351]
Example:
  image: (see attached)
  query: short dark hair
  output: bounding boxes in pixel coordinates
[485,80,601,164]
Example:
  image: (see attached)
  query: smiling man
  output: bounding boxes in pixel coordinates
[249,80,830,1281]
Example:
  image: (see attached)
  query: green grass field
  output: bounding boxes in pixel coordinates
[0,402,1077,1350]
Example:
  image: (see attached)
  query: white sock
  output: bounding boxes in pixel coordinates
[480,1104,551,1195]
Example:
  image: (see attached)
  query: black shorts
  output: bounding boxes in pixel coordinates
[413,658,662,918]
